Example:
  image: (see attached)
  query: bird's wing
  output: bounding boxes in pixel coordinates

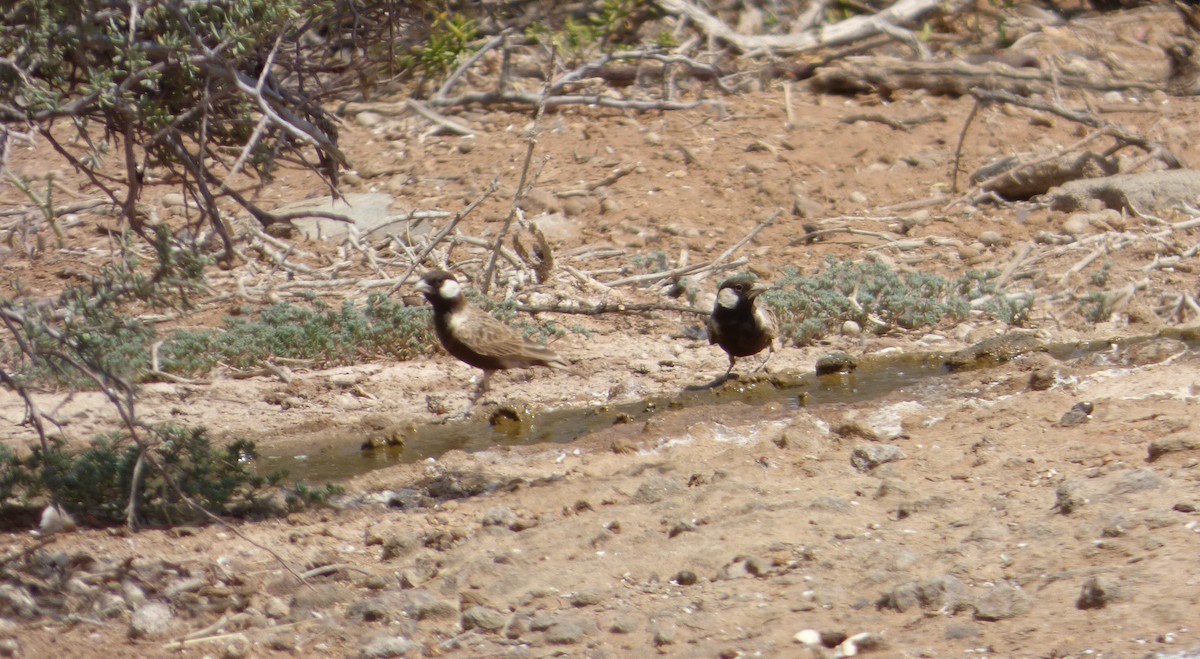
[705,313,720,345]
[756,302,779,345]
[465,309,565,367]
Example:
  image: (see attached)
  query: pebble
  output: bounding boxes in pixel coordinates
[632,476,682,504]
[221,633,251,659]
[609,615,639,634]
[978,230,1004,247]
[848,191,869,204]
[359,634,420,658]
[265,596,291,619]
[129,602,174,638]
[850,444,906,472]
[355,111,384,128]
[1148,437,1200,462]
[672,570,698,586]
[794,629,822,646]
[0,639,15,658]
[653,620,678,646]
[567,589,605,607]
[349,597,394,623]
[1077,575,1126,609]
[544,619,585,644]
[462,605,508,631]
[1054,481,1088,514]
[816,351,858,375]
[972,583,1032,621]
[841,320,861,336]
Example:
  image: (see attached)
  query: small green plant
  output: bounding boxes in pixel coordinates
[1079,292,1110,323]
[403,12,478,80]
[1090,261,1112,287]
[988,294,1035,327]
[762,259,1005,345]
[8,425,287,525]
[631,250,669,273]
[285,481,346,512]
[160,295,434,376]
[526,0,651,60]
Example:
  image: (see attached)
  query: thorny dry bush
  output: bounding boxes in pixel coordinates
[3,0,1200,529]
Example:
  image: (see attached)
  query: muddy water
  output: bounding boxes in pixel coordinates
[260,332,1197,483]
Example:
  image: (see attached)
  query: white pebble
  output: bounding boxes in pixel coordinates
[793,629,821,646]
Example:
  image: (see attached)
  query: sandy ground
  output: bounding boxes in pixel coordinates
[4,4,1200,657]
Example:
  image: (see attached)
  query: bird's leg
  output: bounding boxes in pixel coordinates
[686,356,737,391]
[468,371,493,405]
[450,371,493,420]
[751,345,775,374]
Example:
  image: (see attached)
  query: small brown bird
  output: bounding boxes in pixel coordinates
[415,270,567,415]
[705,274,778,383]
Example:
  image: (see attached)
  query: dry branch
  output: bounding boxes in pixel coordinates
[656,0,967,55]
[812,56,1158,99]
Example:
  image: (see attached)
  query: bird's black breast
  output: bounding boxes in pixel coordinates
[432,310,507,371]
[709,304,772,358]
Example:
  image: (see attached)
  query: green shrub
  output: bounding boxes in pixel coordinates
[762,259,1006,345]
[8,425,286,525]
[161,295,434,375]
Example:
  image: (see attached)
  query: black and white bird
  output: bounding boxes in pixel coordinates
[705,274,778,382]
[415,270,568,414]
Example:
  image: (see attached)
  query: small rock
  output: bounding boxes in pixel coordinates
[653,620,678,646]
[520,188,560,215]
[503,613,532,639]
[848,191,869,204]
[609,616,638,634]
[355,111,384,128]
[567,590,605,607]
[462,606,508,631]
[349,597,394,623]
[816,351,858,375]
[482,507,518,528]
[972,583,1032,621]
[1077,575,1126,609]
[1148,437,1200,462]
[1062,213,1092,236]
[265,596,291,619]
[1055,481,1087,514]
[1174,502,1197,513]
[221,633,251,659]
[632,476,681,504]
[851,444,906,472]
[544,619,585,644]
[0,639,16,658]
[944,623,981,640]
[1059,401,1093,426]
[359,634,420,658]
[841,320,861,336]
[672,570,698,586]
[745,556,772,577]
[978,230,1005,247]
[794,629,822,646]
[1028,370,1055,391]
[129,603,174,638]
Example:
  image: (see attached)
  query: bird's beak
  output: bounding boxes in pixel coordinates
[748,282,770,298]
[415,280,432,295]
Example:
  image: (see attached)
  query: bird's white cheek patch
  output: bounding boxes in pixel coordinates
[717,288,739,309]
[439,279,462,299]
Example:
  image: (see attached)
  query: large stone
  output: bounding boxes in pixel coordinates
[282,193,431,243]
[1046,170,1200,213]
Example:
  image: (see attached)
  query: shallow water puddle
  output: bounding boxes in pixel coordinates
[260,330,1199,482]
